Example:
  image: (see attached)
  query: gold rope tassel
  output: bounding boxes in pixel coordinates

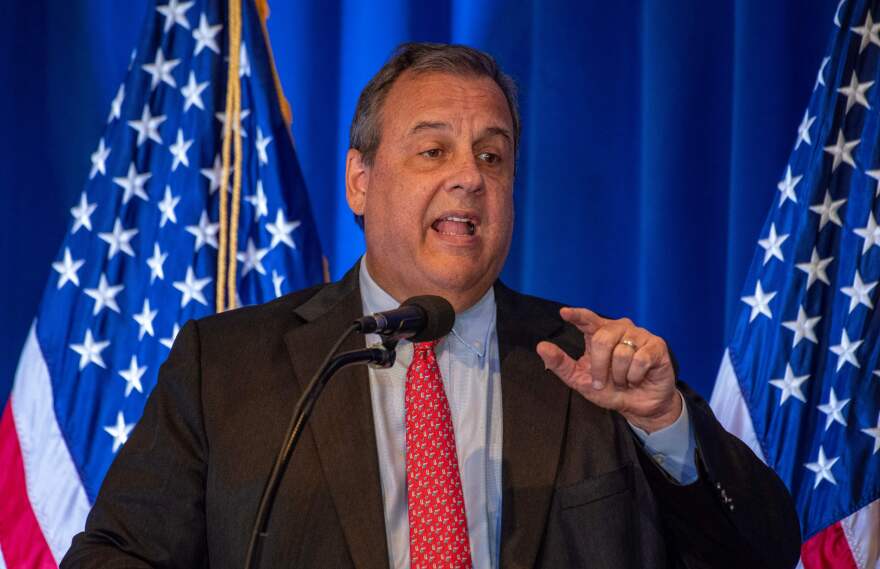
[216,0,243,313]
[227,84,244,310]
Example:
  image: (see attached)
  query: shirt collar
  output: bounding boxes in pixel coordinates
[358,257,495,359]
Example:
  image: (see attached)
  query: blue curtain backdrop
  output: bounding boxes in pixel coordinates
[0,0,836,407]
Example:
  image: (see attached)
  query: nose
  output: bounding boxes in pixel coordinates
[447,153,484,194]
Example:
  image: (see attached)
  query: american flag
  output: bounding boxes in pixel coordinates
[711,1,880,567]
[0,0,323,566]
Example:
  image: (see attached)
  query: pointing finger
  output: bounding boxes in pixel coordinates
[560,307,606,335]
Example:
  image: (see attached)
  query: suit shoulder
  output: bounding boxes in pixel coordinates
[494,281,584,354]
[191,281,327,339]
[496,280,567,311]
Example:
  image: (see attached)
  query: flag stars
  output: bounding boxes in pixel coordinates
[173,267,211,307]
[815,57,830,91]
[104,411,135,453]
[146,243,168,283]
[89,138,111,179]
[142,47,180,90]
[769,364,809,405]
[70,329,110,371]
[107,84,125,123]
[70,192,97,234]
[181,71,209,112]
[795,110,815,149]
[200,155,230,194]
[840,270,877,313]
[817,388,850,431]
[133,299,158,340]
[854,211,880,254]
[829,329,863,371]
[795,248,833,289]
[824,129,860,172]
[837,71,874,113]
[98,219,139,259]
[834,0,845,27]
[127,104,166,146]
[238,44,251,77]
[776,166,802,206]
[192,13,222,55]
[862,413,880,454]
[266,209,301,249]
[809,191,846,230]
[245,180,269,220]
[113,162,151,205]
[52,247,85,289]
[215,109,251,138]
[741,281,776,322]
[185,211,219,251]
[758,223,788,265]
[237,238,270,276]
[157,186,180,227]
[118,356,147,397]
[160,323,180,350]
[804,446,839,489]
[169,129,193,171]
[867,169,880,197]
[84,274,124,316]
[851,10,880,53]
[255,127,272,165]
[781,306,821,348]
[272,270,285,298]
[156,0,194,33]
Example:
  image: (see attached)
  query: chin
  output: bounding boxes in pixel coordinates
[420,257,493,295]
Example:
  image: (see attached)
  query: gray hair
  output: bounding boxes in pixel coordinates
[349,42,520,167]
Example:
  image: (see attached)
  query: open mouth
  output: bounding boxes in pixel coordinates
[431,215,477,236]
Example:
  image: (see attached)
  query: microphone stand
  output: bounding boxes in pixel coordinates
[243,324,398,569]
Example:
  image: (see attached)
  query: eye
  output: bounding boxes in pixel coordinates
[477,151,500,164]
[420,148,443,159]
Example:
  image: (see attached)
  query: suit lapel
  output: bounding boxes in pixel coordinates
[283,266,390,569]
[495,283,573,569]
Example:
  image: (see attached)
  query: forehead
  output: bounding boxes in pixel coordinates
[379,70,513,136]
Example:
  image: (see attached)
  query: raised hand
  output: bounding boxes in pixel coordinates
[536,307,681,433]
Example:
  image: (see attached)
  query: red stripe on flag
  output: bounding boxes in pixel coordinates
[801,521,859,569]
[0,401,57,568]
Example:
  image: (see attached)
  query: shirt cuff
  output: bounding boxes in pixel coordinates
[627,391,698,484]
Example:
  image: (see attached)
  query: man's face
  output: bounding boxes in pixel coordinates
[346,71,516,311]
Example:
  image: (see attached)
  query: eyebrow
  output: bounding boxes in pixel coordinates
[409,121,451,135]
[408,121,513,145]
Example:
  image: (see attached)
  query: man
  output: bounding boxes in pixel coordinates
[62,43,800,568]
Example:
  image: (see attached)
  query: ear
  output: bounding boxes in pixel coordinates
[345,148,369,216]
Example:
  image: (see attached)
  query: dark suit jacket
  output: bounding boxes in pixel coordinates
[62,266,801,568]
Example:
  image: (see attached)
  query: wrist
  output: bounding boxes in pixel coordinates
[624,391,683,434]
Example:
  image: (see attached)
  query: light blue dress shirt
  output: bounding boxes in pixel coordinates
[358,259,696,569]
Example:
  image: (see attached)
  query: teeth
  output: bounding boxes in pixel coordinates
[444,216,471,222]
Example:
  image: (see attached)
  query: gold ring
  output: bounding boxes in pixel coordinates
[619,339,638,350]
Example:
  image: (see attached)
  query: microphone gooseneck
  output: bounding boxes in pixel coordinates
[244,294,454,569]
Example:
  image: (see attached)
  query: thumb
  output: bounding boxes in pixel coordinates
[536,341,581,385]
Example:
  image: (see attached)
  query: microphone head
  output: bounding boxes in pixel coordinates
[402,295,455,342]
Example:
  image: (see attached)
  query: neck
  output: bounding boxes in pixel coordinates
[361,255,490,313]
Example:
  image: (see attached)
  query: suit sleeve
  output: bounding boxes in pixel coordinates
[636,382,802,569]
[60,320,209,569]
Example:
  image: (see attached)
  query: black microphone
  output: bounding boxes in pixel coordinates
[355,295,455,342]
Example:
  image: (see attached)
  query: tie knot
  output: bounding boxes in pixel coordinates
[412,339,440,354]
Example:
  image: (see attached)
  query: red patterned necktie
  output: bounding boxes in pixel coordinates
[405,340,473,569]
